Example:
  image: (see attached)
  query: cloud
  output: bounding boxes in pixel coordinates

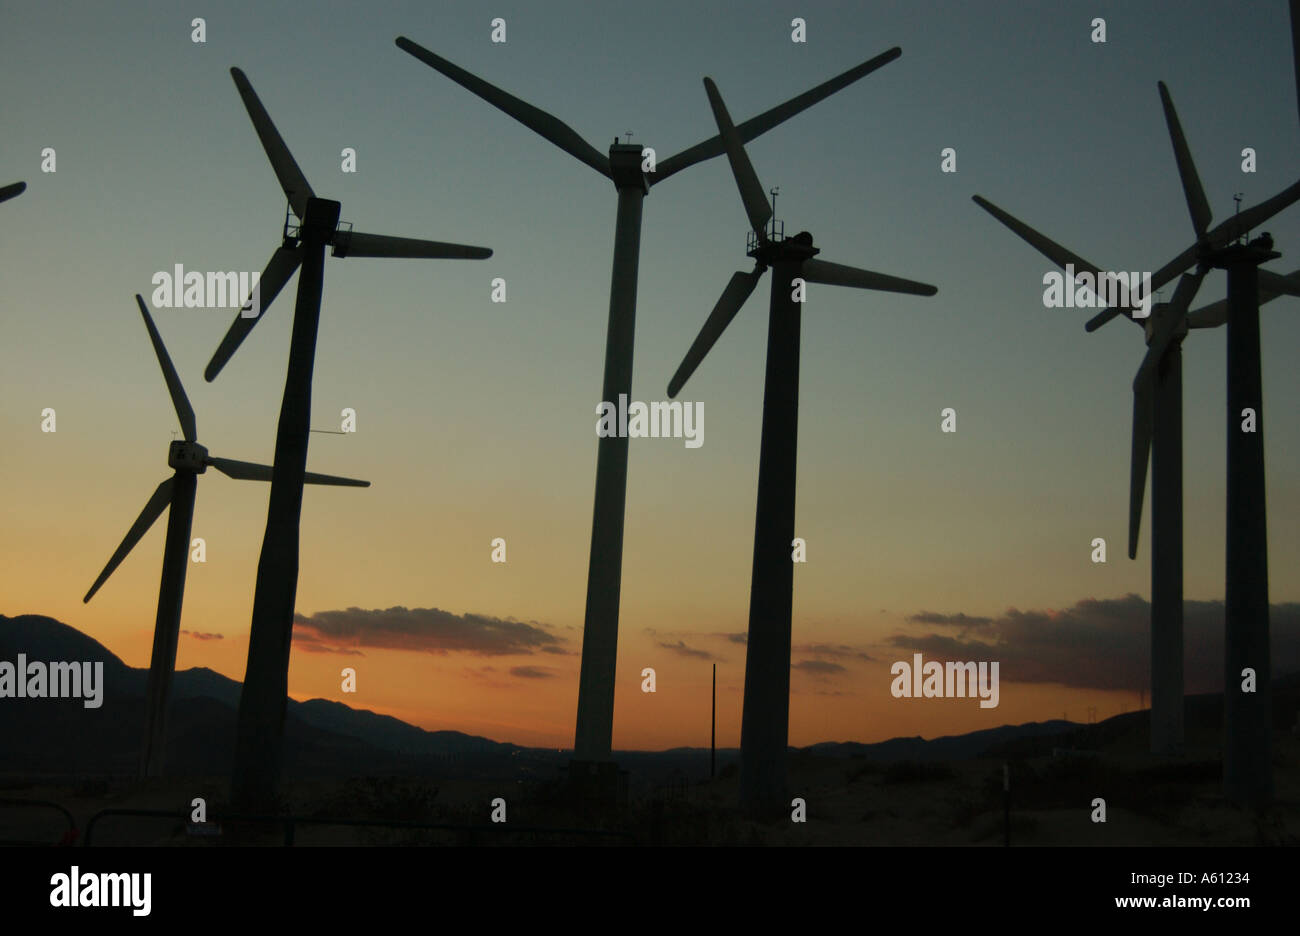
[179,630,223,641]
[906,611,993,631]
[792,660,847,675]
[292,629,365,656]
[658,640,716,661]
[463,665,510,689]
[509,666,556,679]
[794,642,875,662]
[893,595,1300,693]
[645,631,873,667]
[292,606,565,657]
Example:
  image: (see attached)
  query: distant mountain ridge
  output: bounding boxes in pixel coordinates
[4,613,1294,780]
[0,614,524,777]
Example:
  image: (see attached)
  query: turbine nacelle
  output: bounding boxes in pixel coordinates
[301,196,343,243]
[168,440,210,473]
[747,233,818,266]
[607,142,649,192]
[1249,231,1274,253]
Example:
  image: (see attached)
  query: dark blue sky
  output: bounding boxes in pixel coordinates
[2,1,1298,746]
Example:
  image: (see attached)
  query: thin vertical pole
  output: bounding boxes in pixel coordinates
[711,663,717,780]
[1003,762,1010,847]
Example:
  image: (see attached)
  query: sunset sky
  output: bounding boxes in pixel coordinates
[2,0,1298,752]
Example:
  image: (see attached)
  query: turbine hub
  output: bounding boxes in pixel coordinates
[168,440,209,473]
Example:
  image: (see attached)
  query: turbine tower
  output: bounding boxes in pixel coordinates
[1171,0,1300,802]
[668,78,936,817]
[84,296,368,778]
[394,37,903,776]
[1203,232,1278,808]
[205,68,493,810]
[972,78,1300,759]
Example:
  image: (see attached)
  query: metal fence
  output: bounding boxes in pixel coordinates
[0,797,78,846]
[82,806,635,846]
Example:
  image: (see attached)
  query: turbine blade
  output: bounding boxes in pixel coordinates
[702,78,771,237]
[230,68,315,218]
[1206,177,1300,248]
[1083,306,1123,332]
[1187,267,1300,328]
[303,470,370,487]
[83,478,175,602]
[1123,270,1190,559]
[135,295,197,442]
[204,245,301,382]
[800,258,936,296]
[972,196,1107,281]
[1167,268,1206,315]
[0,181,25,204]
[1128,370,1154,560]
[1134,275,1198,381]
[395,37,611,179]
[336,231,492,260]
[1147,244,1201,302]
[1186,299,1227,329]
[1158,82,1212,238]
[667,268,763,398]
[973,194,1129,327]
[207,457,271,481]
[654,48,901,184]
[1292,0,1300,126]
[1258,268,1300,298]
[208,456,369,487]
[1126,270,1195,560]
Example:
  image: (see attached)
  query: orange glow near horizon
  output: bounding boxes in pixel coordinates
[3,588,1146,751]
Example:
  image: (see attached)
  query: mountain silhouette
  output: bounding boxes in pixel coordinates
[4,614,1296,781]
[0,614,522,778]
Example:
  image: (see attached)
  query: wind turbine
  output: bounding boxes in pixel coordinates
[0,181,24,204]
[1202,230,1280,808]
[395,36,904,773]
[974,77,1299,795]
[668,78,936,816]
[84,295,368,778]
[1169,0,1300,804]
[205,68,492,810]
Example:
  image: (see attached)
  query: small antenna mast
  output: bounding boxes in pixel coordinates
[769,186,779,239]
